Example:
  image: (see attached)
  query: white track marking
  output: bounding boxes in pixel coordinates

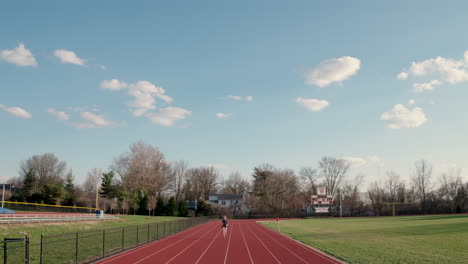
[253,222,309,264]
[194,227,222,264]
[163,223,218,264]
[99,222,213,264]
[223,222,234,264]
[133,222,216,264]
[256,223,343,264]
[245,222,281,264]
[240,221,254,264]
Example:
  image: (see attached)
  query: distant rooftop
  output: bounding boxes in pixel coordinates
[209,194,244,200]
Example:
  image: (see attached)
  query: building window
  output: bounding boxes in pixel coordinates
[221,201,226,205]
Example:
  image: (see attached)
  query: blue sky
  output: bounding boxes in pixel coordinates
[1,0,468,185]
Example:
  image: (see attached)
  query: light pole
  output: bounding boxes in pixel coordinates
[1,184,5,208]
[339,188,342,218]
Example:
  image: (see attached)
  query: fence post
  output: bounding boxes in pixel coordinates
[102,230,105,257]
[136,225,139,245]
[122,227,125,250]
[156,223,159,239]
[164,222,166,237]
[3,241,6,264]
[75,232,79,262]
[147,224,150,241]
[40,233,44,264]
[25,235,30,264]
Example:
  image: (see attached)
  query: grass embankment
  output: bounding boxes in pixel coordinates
[261,215,468,264]
[0,215,186,263]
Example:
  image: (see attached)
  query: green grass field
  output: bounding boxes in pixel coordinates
[0,215,187,263]
[261,215,468,264]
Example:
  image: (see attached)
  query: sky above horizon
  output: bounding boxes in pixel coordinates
[1,0,468,185]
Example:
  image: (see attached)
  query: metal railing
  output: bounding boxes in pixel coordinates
[0,236,29,264]
[38,217,208,264]
[0,215,118,224]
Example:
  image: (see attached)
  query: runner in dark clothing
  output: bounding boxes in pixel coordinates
[221,215,228,239]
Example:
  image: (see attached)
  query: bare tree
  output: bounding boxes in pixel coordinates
[318,157,350,198]
[413,159,433,213]
[170,160,188,202]
[385,171,403,202]
[19,153,67,192]
[83,168,102,208]
[439,167,463,212]
[186,167,219,200]
[223,172,250,195]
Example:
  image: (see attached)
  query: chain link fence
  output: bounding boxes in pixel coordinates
[0,237,29,264]
[0,217,208,264]
[40,217,207,264]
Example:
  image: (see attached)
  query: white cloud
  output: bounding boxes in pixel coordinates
[100,79,128,91]
[343,157,367,168]
[216,113,232,119]
[205,163,230,171]
[0,43,37,67]
[397,72,408,80]
[53,49,85,66]
[408,99,416,105]
[412,80,442,92]
[47,108,70,121]
[72,112,112,128]
[380,104,427,129]
[146,107,192,126]
[367,155,382,164]
[101,79,173,116]
[400,51,468,86]
[0,104,32,119]
[305,56,361,87]
[296,97,329,111]
[227,95,253,101]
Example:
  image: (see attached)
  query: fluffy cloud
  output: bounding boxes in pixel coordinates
[227,95,253,101]
[47,108,70,121]
[101,79,173,117]
[0,104,32,119]
[380,104,427,129]
[397,72,408,80]
[399,51,468,90]
[146,107,192,126]
[296,97,329,111]
[0,43,37,67]
[305,56,361,87]
[100,79,128,91]
[412,80,442,92]
[408,99,416,105]
[53,49,85,66]
[216,113,232,119]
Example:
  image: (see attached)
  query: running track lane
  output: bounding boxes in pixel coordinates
[95,220,345,264]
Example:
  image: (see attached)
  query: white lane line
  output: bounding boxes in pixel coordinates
[133,222,216,264]
[223,222,234,264]
[195,226,222,264]
[164,223,218,264]
[257,223,344,264]
[253,222,309,264]
[245,222,281,264]
[240,221,254,264]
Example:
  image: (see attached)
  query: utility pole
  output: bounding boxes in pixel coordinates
[95,183,99,209]
[339,188,342,218]
[1,184,5,208]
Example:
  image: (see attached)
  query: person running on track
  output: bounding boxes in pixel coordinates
[221,215,229,239]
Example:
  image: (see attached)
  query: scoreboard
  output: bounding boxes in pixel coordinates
[311,187,333,213]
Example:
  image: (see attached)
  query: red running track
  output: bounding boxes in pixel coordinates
[94,220,344,264]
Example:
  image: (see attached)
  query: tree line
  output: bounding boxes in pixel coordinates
[5,141,468,217]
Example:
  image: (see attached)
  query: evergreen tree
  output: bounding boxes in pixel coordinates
[165,197,178,216]
[177,200,188,217]
[64,169,75,193]
[155,195,165,215]
[100,171,116,198]
[23,168,36,199]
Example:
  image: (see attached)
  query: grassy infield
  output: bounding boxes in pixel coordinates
[261,215,468,264]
